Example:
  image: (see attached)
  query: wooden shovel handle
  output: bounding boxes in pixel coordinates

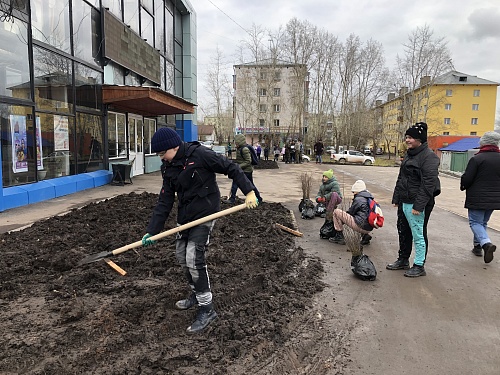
[111,203,247,257]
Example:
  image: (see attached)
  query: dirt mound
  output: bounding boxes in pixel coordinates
[0,192,327,374]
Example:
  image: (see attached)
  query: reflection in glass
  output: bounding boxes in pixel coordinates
[102,0,122,19]
[77,112,103,172]
[108,112,126,158]
[155,0,165,53]
[31,0,71,53]
[73,0,102,67]
[141,8,154,47]
[33,46,73,114]
[124,0,139,34]
[0,19,30,99]
[166,61,174,94]
[75,63,103,111]
[165,8,173,60]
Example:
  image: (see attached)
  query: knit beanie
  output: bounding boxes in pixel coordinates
[323,169,334,179]
[405,122,428,143]
[479,131,500,147]
[351,180,366,193]
[151,127,182,153]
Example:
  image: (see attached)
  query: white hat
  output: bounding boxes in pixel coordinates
[351,180,366,193]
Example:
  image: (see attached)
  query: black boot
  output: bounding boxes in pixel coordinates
[328,231,345,245]
[386,258,410,270]
[223,196,235,204]
[360,233,372,245]
[186,304,218,333]
[404,264,426,277]
[175,293,198,310]
[471,244,482,257]
[483,242,496,264]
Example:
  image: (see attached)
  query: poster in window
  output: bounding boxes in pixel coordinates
[36,116,44,170]
[54,115,69,151]
[10,115,28,173]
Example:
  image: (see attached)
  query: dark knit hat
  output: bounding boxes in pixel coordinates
[151,127,181,153]
[405,122,427,143]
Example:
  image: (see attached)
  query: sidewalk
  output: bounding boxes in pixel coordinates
[1,162,499,233]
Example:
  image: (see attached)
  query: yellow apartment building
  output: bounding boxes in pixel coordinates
[374,71,498,153]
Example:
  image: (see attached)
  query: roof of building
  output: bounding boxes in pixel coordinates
[439,137,480,151]
[197,124,214,136]
[434,71,499,86]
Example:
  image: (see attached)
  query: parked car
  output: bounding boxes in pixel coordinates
[363,147,372,155]
[200,140,214,149]
[325,146,336,153]
[375,148,383,155]
[330,150,375,165]
[212,145,226,156]
[302,155,310,162]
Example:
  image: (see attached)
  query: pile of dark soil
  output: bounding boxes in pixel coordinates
[0,193,326,374]
[254,159,279,169]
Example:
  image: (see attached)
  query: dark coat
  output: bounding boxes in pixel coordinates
[348,190,373,231]
[146,142,254,234]
[460,150,500,210]
[392,143,440,212]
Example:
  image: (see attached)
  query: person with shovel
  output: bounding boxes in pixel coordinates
[142,127,259,333]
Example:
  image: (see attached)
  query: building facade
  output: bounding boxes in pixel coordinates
[374,70,498,154]
[233,59,308,146]
[0,0,197,211]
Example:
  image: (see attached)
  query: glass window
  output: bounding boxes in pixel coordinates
[125,71,141,86]
[31,0,71,53]
[141,0,154,13]
[124,0,140,34]
[0,19,31,99]
[273,88,280,96]
[0,104,36,187]
[174,8,182,42]
[471,118,478,125]
[446,89,452,97]
[470,132,477,135]
[166,61,174,94]
[102,0,122,19]
[36,112,75,178]
[444,118,450,124]
[273,104,280,112]
[443,132,449,135]
[144,118,155,154]
[259,119,265,127]
[73,0,102,67]
[473,89,480,97]
[160,56,165,91]
[259,104,267,113]
[76,112,103,172]
[259,88,267,96]
[174,68,182,97]
[108,112,126,158]
[444,104,451,110]
[33,46,73,114]
[141,7,154,47]
[165,6,174,60]
[104,61,125,85]
[472,104,479,111]
[75,63,103,111]
[155,0,165,52]
[174,41,182,72]
[274,119,279,127]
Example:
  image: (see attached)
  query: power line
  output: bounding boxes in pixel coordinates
[206,0,250,36]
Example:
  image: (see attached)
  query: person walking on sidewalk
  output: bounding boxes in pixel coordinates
[314,139,324,164]
[386,122,440,277]
[141,128,259,333]
[225,134,263,204]
[460,131,500,263]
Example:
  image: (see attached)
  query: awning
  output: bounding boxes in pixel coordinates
[103,86,195,116]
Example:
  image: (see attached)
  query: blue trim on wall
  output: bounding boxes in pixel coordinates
[178,119,197,142]
[0,171,113,212]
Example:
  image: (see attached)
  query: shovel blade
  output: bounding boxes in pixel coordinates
[78,250,112,266]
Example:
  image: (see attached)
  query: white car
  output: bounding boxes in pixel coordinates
[200,140,214,149]
[302,155,310,162]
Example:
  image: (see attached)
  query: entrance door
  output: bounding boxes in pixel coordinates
[128,116,144,176]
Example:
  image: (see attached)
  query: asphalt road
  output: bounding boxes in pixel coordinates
[2,160,499,374]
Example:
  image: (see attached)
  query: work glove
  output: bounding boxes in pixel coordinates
[316,197,325,203]
[245,191,259,209]
[142,233,157,247]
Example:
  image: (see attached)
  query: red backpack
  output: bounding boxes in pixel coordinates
[367,198,384,229]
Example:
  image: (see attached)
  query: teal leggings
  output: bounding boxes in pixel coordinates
[402,203,426,266]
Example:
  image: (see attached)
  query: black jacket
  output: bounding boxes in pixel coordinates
[147,142,255,234]
[392,143,440,212]
[348,190,373,231]
[460,150,500,210]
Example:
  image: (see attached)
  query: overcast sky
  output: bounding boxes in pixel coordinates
[194,0,500,125]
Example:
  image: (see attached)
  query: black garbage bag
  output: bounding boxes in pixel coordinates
[300,198,316,220]
[351,254,377,281]
[319,219,337,239]
[315,202,327,218]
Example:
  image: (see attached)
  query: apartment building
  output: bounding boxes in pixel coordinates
[0,0,197,211]
[375,70,498,152]
[233,59,308,145]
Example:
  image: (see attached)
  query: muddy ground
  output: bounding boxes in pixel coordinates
[0,185,336,374]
